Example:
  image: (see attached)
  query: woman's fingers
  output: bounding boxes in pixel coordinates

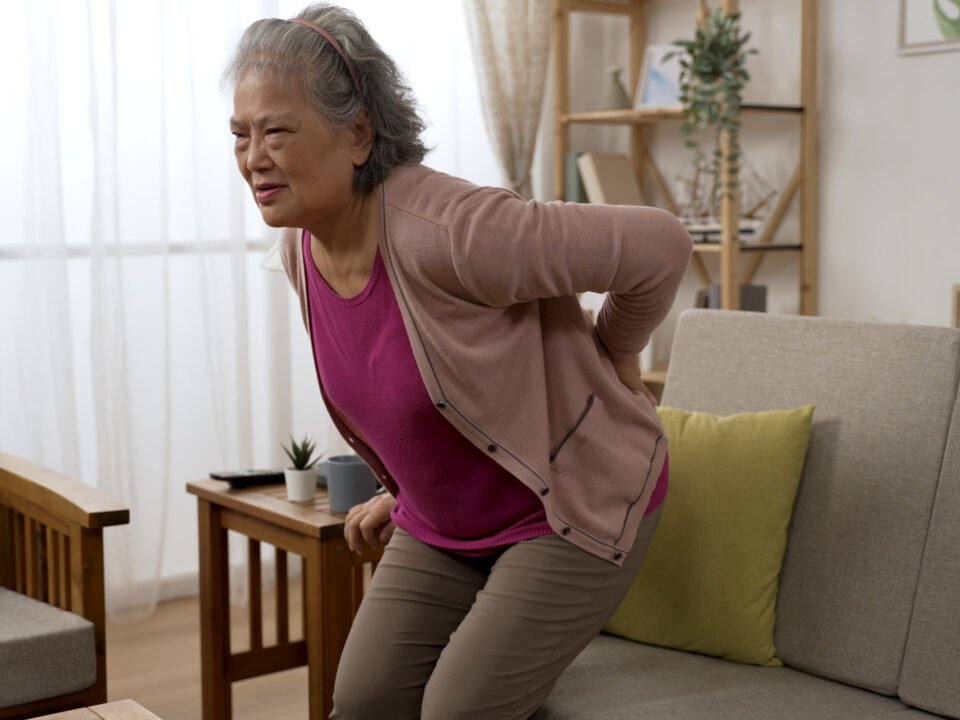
[344,494,395,554]
[359,512,381,549]
[344,511,364,554]
[344,496,374,553]
[359,495,394,549]
[377,521,396,547]
[610,355,658,407]
[637,381,658,407]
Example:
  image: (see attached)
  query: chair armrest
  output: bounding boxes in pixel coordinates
[0,454,129,530]
[0,454,127,713]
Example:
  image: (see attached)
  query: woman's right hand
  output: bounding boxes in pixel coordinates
[344,492,397,554]
[612,354,658,407]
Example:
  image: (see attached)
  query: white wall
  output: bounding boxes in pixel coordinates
[533,0,960,367]
[819,1,960,327]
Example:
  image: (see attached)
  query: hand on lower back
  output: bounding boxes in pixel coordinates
[612,354,658,407]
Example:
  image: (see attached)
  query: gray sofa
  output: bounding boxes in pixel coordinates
[540,309,960,719]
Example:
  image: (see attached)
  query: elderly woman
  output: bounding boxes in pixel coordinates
[225,4,691,719]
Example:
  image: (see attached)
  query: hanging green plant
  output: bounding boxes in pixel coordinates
[666,6,758,199]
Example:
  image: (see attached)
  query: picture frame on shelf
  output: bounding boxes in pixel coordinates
[899,0,960,55]
[634,44,683,109]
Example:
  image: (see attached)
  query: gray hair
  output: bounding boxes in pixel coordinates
[223,3,428,194]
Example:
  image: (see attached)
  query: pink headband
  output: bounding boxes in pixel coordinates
[288,18,361,95]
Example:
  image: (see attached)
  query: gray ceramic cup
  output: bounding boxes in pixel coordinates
[325,455,379,513]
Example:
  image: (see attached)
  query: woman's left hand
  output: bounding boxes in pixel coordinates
[612,354,658,407]
[344,492,396,554]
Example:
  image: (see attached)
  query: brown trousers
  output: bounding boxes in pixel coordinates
[330,505,662,720]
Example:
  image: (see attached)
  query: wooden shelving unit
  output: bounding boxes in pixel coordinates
[553,0,819,315]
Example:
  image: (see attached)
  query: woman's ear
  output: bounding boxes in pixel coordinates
[349,109,375,167]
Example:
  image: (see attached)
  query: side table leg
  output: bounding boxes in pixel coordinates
[305,537,355,719]
[198,499,232,719]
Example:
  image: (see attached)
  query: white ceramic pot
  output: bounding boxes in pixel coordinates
[284,467,317,503]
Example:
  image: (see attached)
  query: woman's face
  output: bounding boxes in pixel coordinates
[230,71,370,230]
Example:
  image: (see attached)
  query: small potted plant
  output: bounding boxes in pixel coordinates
[282,434,321,503]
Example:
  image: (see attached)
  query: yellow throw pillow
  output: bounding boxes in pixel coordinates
[605,404,814,666]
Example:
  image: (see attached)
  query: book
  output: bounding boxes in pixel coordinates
[576,153,643,205]
[564,152,588,203]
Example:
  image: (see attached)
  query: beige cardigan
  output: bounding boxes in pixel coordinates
[280,164,692,565]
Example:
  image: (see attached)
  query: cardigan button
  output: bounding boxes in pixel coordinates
[540,488,550,496]
[347,437,355,444]
[613,552,623,561]
[561,527,571,536]
[487,444,497,453]
[435,401,446,409]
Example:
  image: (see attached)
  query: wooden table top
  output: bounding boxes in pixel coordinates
[186,479,351,539]
[33,699,160,719]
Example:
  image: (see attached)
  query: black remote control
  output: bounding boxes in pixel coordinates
[209,469,286,489]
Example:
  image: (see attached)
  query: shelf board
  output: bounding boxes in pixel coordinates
[562,104,804,126]
[562,108,683,124]
[692,242,804,254]
[742,103,804,114]
[643,367,668,386]
[566,0,635,15]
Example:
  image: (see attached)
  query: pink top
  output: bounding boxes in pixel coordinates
[304,236,553,554]
[303,234,667,556]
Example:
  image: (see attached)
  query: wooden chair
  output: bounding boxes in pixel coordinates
[0,454,129,720]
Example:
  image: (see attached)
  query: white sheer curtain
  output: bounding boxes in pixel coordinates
[464,0,552,199]
[1,0,497,618]
[2,0,292,617]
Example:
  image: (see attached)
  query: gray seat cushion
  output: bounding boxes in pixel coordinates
[537,635,941,720]
[660,310,960,694]
[0,587,96,708]
[900,394,960,720]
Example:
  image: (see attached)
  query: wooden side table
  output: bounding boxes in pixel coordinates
[186,480,382,720]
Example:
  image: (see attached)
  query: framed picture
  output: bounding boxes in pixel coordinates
[953,285,960,329]
[634,44,683,109]
[900,0,960,55]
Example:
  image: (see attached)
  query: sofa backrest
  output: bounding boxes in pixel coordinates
[662,310,960,696]
[899,390,960,719]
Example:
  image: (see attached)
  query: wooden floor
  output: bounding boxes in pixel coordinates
[106,583,309,720]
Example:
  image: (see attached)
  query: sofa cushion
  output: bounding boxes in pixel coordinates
[0,587,97,708]
[605,404,813,666]
[899,392,960,719]
[661,310,960,695]
[537,635,937,720]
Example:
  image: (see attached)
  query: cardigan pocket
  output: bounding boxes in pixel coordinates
[550,394,605,473]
